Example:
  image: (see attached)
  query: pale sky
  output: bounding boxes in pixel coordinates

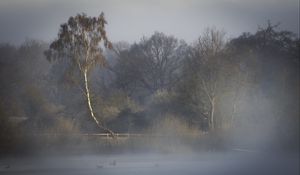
[0,0,299,44]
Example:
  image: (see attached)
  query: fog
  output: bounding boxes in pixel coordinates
[1,152,299,175]
[0,0,299,175]
[0,0,299,44]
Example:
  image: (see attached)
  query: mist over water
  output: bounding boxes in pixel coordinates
[0,1,299,175]
[1,152,299,175]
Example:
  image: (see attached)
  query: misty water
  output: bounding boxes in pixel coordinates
[0,1,299,175]
[0,151,298,175]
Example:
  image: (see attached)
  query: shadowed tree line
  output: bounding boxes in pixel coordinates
[0,14,299,153]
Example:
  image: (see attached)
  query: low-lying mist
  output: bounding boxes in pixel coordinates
[0,18,299,174]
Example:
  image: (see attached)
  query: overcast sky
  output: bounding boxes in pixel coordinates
[0,0,299,44]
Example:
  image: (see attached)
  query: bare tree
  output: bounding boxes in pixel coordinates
[189,28,227,130]
[115,32,187,97]
[45,13,114,135]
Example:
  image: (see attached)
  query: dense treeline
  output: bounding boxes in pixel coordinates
[0,21,299,153]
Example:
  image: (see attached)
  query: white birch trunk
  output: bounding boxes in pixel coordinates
[210,97,215,130]
[83,69,114,137]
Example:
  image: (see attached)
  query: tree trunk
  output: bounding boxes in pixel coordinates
[210,97,215,130]
[230,102,237,127]
[83,69,115,137]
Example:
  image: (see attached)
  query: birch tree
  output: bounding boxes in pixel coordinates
[45,13,114,135]
[189,28,227,130]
